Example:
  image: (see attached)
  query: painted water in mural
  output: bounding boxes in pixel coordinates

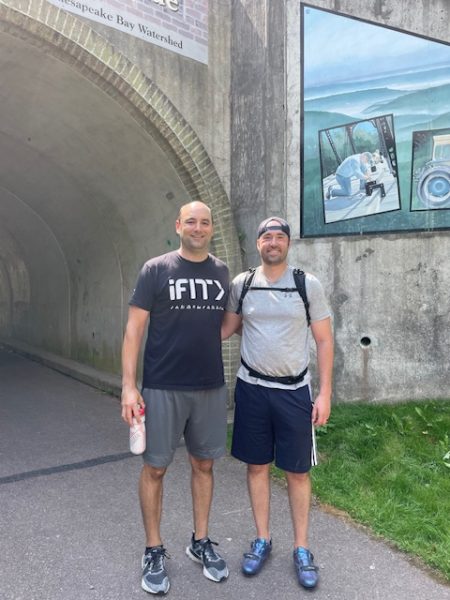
[301,4,450,237]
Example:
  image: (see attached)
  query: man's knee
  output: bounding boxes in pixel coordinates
[247,463,271,476]
[285,470,310,484]
[142,463,167,481]
[190,455,214,474]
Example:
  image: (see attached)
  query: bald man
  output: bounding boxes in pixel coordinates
[121,202,230,595]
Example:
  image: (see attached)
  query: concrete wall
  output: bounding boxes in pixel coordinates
[231,0,450,402]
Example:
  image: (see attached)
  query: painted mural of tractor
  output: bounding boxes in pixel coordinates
[416,133,450,208]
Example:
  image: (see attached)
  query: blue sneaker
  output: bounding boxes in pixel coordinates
[241,538,272,576]
[293,547,319,589]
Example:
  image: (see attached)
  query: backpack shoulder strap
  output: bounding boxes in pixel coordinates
[293,269,311,327]
[237,267,311,325]
[236,268,256,315]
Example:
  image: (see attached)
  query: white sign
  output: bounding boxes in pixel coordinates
[49,0,208,64]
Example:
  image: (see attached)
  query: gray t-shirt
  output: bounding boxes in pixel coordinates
[227,265,331,389]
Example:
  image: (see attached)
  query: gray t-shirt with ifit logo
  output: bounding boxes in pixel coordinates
[227,265,331,389]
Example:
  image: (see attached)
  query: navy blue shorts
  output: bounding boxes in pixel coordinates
[231,378,317,473]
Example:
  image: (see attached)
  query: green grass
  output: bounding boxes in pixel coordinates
[228,400,450,581]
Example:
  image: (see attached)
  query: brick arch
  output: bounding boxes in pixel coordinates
[0,0,241,275]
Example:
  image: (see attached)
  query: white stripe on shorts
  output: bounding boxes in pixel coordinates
[311,423,318,467]
[309,383,318,467]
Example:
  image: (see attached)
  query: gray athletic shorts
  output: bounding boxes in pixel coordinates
[141,385,228,468]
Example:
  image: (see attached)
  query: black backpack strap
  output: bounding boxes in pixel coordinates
[293,269,311,327]
[236,268,256,315]
[237,267,310,325]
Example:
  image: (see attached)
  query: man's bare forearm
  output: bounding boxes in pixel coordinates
[316,337,333,398]
[121,306,149,425]
[122,329,141,390]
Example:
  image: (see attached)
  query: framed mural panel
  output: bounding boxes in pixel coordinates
[319,114,401,224]
[301,3,450,237]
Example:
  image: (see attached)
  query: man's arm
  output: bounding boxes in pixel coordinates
[221,310,243,340]
[121,305,149,426]
[310,316,334,427]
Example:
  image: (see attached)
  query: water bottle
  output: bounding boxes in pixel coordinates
[129,406,146,455]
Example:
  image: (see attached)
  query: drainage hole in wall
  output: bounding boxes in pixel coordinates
[360,336,371,348]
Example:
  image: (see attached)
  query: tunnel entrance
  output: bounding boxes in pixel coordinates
[0,0,241,382]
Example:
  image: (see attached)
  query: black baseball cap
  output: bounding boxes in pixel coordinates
[257,217,291,239]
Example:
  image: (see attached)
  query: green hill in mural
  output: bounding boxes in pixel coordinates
[395,112,450,138]
[365,82,450,116]
[304,87,403,113]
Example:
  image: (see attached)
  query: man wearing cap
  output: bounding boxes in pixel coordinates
[222,217,333,590]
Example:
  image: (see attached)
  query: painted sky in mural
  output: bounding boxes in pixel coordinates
[301,4,450,237]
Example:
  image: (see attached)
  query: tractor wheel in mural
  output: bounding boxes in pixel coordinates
[417,164,450,209]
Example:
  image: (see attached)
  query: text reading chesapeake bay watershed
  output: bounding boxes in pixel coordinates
[57,0,183,48]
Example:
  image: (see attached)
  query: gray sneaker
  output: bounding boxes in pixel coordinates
[186,534,229,582]
[141,546,170,595]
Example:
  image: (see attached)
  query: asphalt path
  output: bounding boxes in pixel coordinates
[1,348,449,600]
